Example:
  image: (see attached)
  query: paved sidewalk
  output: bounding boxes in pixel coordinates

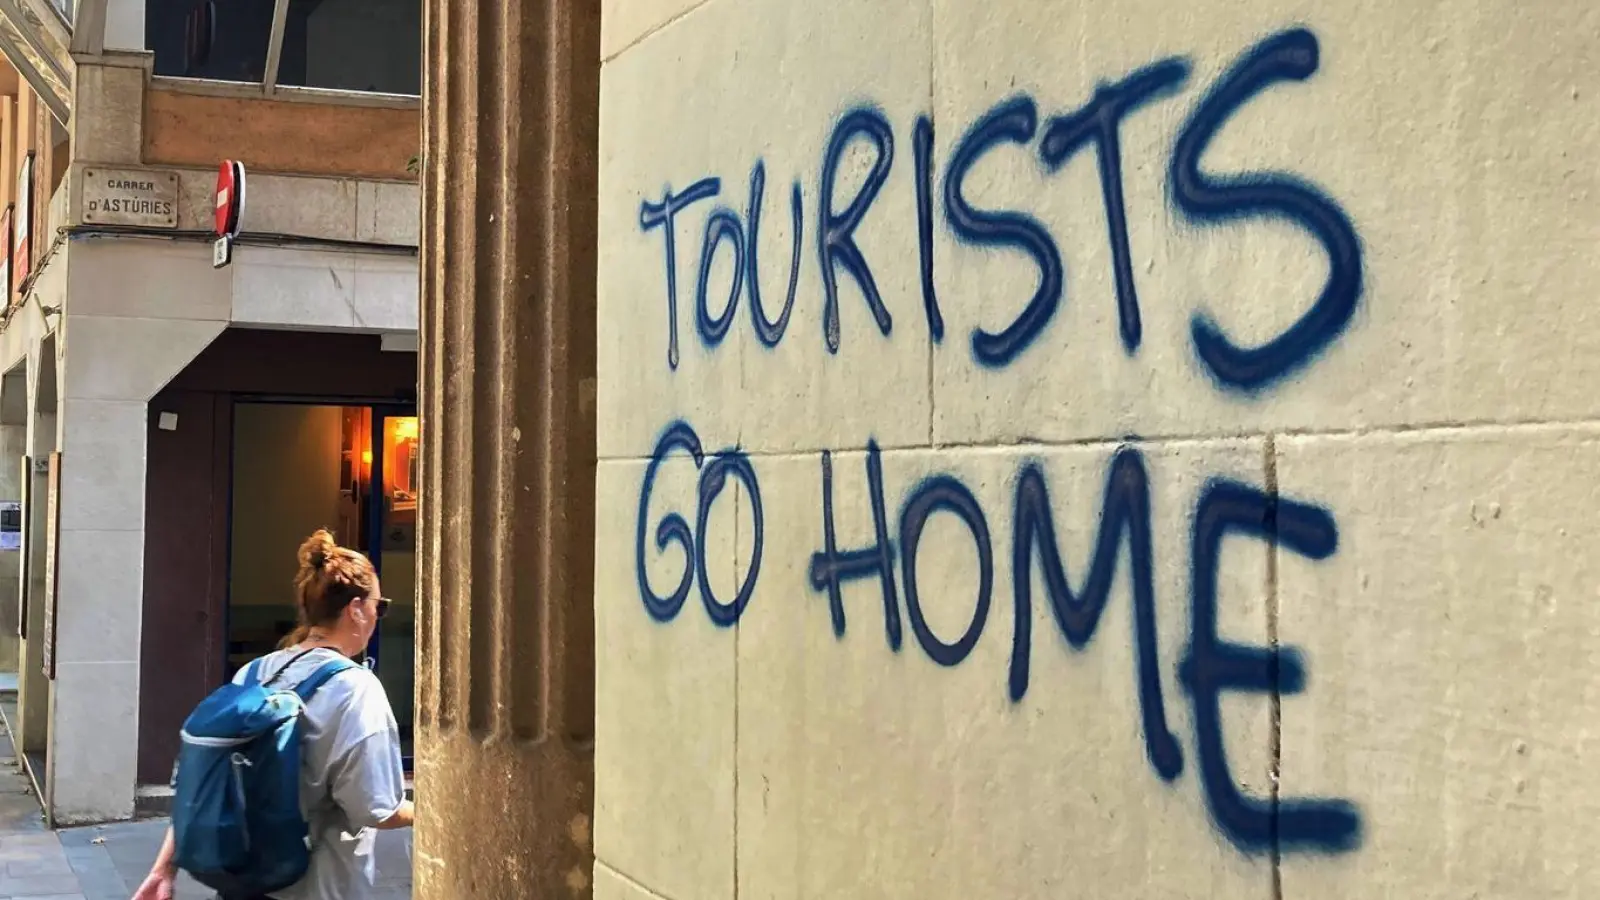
[0,707,412,899]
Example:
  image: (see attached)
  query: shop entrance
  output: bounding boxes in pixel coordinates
[226,401,418,761]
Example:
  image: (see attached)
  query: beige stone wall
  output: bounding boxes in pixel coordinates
[594,0,1600,897]
[141,85,420,182]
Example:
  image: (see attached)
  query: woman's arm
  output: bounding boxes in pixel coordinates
[150,826,176,874]
[375,799,415,830]
[130,827,177,899]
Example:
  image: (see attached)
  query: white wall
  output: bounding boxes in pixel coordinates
[64,239,418,335]
[595,0,1600,898]
[102,0,144,52]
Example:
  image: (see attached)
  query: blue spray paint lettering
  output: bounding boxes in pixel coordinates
[1040,58,1191,353]
[636,420,1367,855]
[695,208,745,347]
[807,442,902,650]
[944,95,1065,368]
[779,437,1362,854]
[818,107,896,353]
[1010,449,1183,781]
[912,114,943,342]
[631,23,1368,861]
[635,421,704,622]
[641,27,1359,389]
[639,178,720,370]
[695,449,764,626]
[746,161,804,348]
[1182,479,1362,854]
[1170,27,1363,392]
[900,475,992,667]
[635,420,762,628]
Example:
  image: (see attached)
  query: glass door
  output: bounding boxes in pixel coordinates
[366,407,418,764]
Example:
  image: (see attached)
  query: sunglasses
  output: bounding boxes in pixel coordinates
[376,597,392,619]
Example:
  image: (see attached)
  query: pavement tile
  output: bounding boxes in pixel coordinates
[59,847,114,871]
[0,872,82,895]
[63,844,122,896]
[5,855,74,877]
[66,865,126,900]
[0,835,62,850]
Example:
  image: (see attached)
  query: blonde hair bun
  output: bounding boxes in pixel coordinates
[297,528,338,571]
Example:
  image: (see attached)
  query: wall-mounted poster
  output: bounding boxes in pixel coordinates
[0,502,19,551]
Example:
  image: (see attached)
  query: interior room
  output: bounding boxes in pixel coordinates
[227,401,416,759]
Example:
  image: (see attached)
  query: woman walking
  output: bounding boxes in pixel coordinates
[133,529,413,900]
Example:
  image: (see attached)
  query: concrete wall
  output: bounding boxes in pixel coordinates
[594,1,1600,898]
[104,0,146,53]
[142,88,420,181]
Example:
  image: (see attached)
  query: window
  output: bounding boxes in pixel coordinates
[277,0,421,95]
[146,0,421,95]
[147,0,275,82]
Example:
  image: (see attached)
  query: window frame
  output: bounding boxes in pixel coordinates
[149,74,419,108]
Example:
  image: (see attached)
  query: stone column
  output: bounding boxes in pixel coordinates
[414,0,599,897]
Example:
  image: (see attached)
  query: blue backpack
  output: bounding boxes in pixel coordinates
[171,648,356,896]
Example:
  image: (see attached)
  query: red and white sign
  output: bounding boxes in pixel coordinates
[214,159,245,238]
[213,159,245,268]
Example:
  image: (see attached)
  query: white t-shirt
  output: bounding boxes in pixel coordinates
[233,647,407,900]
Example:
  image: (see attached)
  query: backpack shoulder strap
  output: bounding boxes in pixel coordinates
[293,657,359,702]
[259,647,322,688]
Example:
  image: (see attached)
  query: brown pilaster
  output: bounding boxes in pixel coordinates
[415,0,599,896]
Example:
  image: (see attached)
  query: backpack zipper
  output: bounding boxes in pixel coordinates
[230,753,253,852]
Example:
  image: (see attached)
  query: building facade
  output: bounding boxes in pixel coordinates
[0,0,422,825]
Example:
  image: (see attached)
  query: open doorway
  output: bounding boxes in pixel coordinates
[227,401,417,761]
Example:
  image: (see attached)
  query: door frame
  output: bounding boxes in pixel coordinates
[365,403,418,768]
[362,403,417,664]
[221,396,413,679]
[222,396,417,769]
